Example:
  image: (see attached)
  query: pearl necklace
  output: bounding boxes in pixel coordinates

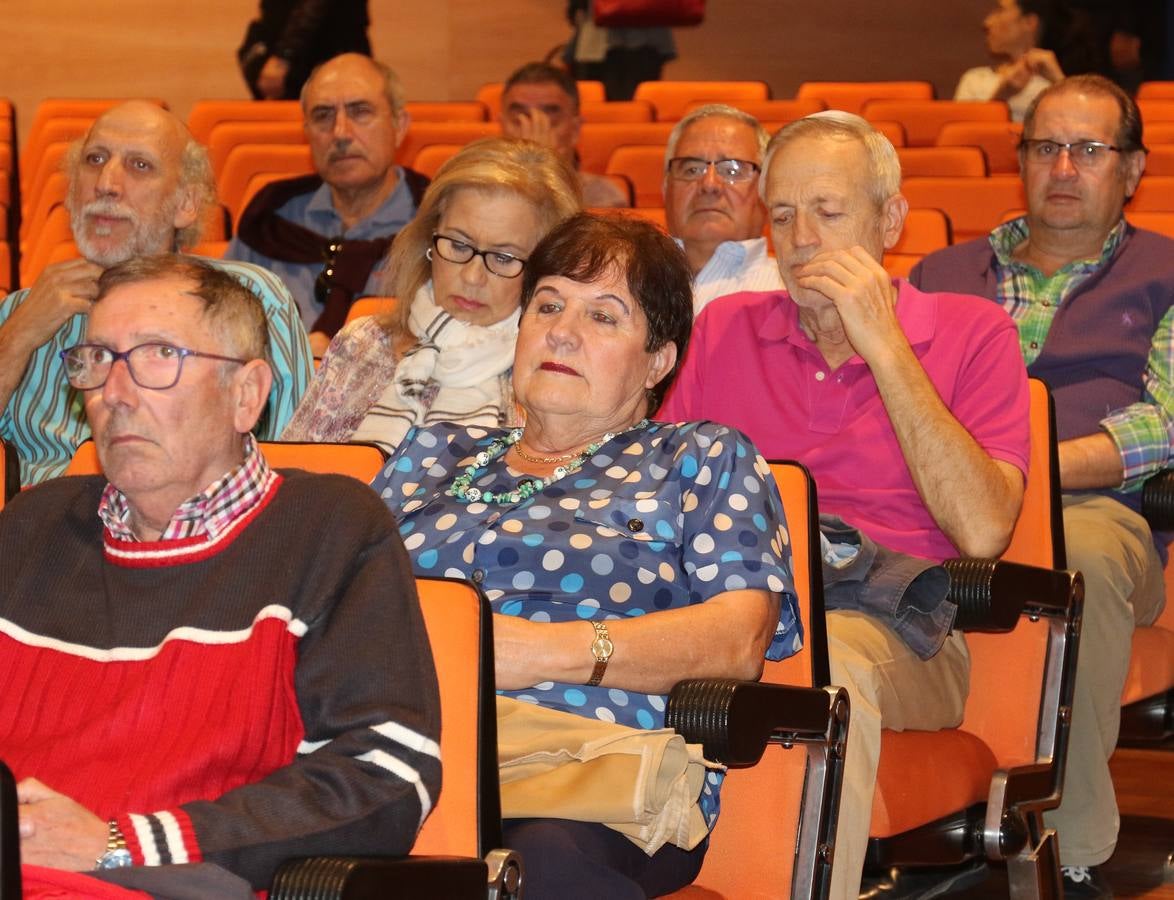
[447,421,647,505]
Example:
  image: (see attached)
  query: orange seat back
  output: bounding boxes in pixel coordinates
[890,207,951,255]
[901,175,1026,243]
[477,81,606,121]
[65,440,388,483]
[206,120,307,180]
[1129,175,1174,212]
[19,117,93,207]
[1127,210,1174,239]
[217,144,314,221]
[1138,99,1174,123]
[187,99,301,145]
[404,101,488,123]
[896,145,987,177]
[605,144,666,207]
[635,80,770,121]
[578,122,674,174]
[411,143,462,180]
[20,204,74,286]
[580,100,655,123]
[863,100,1010,147]
[670,461,824,897]
[412,577,495,858]
[394,122,497,167]
[345,296,399,326]
[21,142,71,245]
[796,81,934,115]
[936,121,1024,174]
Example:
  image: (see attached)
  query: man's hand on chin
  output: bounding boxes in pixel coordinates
[18,777,108,871]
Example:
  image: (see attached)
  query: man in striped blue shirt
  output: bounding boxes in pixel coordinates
[0,101,312,486]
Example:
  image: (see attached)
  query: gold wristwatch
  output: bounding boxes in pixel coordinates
[587,620,614,686]
[95,819,132,869]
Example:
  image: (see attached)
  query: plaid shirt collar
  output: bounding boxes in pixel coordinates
[99,435,272,542]
[989,215,1127,273]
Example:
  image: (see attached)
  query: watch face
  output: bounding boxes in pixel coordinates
[97,848,133,869]
[591,636,614,660]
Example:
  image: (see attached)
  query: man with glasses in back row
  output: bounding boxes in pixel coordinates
[912,74,1171,898]
[662,104,783,313]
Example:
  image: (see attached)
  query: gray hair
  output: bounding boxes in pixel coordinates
[301,54,406,118]
[760,110,902,208]
[664,103,770,171]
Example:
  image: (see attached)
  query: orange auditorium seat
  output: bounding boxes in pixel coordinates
[1128,175,1174,212]
[867,380,1081,898]
[217,144,314,223]
[1142,144,1174,176]
[20,171,67,249]
[796,81,934,115]
[605,145,667,207]
[191,240,229,259]
[884,208,952,276]
[869,121,907,147]
[896,145,987,177]
[901,175,1026,243]
[863,100,1010,147]
[936,120,1024,174]
[634,80,770,121]
[21,142,72,248]
[404,101,487,122]
[1138,99,1174,123]
[394,122,497,167]
[1139,81,1174,100]
[410,143,462,180]
[1147,122,1174,145]
[684,98,825,122]
[1126,210,1174,237]
[20,118,92,206]
[476,81,606,121]
[578,122,674,174]
[579,100,655,123]
[187,99,301,145]
[345,296,399,325]
[206,120,307,180]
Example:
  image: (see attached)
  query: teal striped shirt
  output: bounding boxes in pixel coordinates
[0,257,313,487]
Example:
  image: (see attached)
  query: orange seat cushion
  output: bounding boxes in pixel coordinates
[871,729,997,838]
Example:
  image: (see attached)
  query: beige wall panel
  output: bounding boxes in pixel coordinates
[1,0,991,141]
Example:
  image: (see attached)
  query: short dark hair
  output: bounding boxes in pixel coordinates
[96,254,269,362]
[1023,73,1147,154]
[503,62,580,114]
[520,212,692,412]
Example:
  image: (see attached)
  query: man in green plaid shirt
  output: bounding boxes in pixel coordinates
[911,74,1169,900]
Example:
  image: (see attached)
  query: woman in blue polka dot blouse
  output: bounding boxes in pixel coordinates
[374,212,802,898]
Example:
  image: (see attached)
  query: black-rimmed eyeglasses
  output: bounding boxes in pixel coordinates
[60,342,249,391]
[1019,139,1124,168]
[667,157,761,183]
[429,234,527,279]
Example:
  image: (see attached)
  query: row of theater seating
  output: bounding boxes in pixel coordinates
[14,88,1174,294]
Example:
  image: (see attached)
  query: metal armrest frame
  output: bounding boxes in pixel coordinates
[269,851,522,900]
[1141,468,1174,530]
[666,680,850,900]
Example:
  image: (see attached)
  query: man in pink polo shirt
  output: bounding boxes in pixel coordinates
[659,111,1031,900]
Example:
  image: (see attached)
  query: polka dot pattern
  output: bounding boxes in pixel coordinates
[373,420,802,829]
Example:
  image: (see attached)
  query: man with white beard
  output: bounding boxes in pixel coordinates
[0,101,311,485]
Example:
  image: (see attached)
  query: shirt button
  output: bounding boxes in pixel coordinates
[1029,341,1039,349]
[1041,301,1051,307]
[471,569,484,584]
[815,371,826,381]
[627,518,644,532]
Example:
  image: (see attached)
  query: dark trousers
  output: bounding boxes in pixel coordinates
[573,47,667,101]
[502,818,707,899]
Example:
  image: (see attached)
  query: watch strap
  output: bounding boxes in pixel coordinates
[587,620,613,687]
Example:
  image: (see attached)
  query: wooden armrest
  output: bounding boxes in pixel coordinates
[665,679,841,767]
[270,851,522,900]
[944,558,1074,632]
[1142,468,1174,530]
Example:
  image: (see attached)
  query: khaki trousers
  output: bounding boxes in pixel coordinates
[1045,494,1165,865]
[826,611,971,900]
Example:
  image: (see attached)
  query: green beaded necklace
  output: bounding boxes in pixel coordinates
[446,422,646,505]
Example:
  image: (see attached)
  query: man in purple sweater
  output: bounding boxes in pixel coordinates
[911,74,1170,900]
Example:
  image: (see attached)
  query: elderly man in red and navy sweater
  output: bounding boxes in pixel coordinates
[0,254,439,898]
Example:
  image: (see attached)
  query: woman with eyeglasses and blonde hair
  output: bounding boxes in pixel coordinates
[283,137,582,452]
